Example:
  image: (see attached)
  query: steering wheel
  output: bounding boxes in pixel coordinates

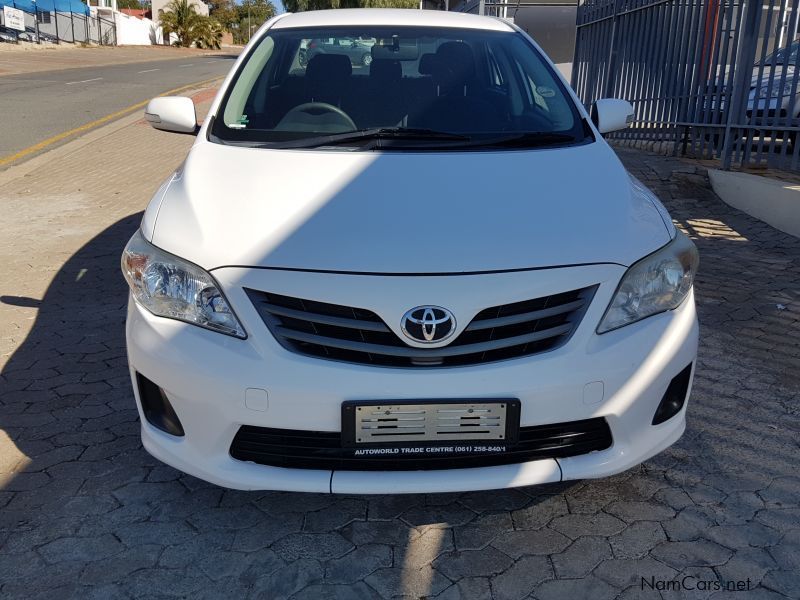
[277,102,357,132]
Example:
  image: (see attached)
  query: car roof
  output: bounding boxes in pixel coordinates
[271,9,516,33]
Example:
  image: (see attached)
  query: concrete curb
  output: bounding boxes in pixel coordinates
[708,169,800,239]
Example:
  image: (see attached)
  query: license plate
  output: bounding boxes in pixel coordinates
[341,399,520,447]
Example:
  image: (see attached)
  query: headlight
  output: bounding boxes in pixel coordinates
[121,230,246,338]
[597,232,698,334]
[757,81,795,98]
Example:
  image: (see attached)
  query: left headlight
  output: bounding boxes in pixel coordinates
[597,231,698,334]
[121,229,246,339]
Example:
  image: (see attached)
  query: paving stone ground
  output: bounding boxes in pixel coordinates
[1,103,799,599]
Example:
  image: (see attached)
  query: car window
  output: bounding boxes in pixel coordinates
[762,40,800,66]
[211,25,585,149]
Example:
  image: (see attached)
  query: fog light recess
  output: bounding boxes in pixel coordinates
[135,373,185,437]
[652,363,693,426]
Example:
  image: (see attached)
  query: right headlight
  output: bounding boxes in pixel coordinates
[597,231,699,334]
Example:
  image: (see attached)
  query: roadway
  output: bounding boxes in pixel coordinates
[0,54,239,166]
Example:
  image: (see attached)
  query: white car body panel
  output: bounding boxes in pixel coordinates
[149,140,671,273]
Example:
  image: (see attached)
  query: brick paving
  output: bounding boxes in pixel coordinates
[1,104,799,599]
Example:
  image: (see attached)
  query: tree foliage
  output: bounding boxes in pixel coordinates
[208,0,277,44]
[282,0,417,12]
[117,0,143,10]
[159,0,225,49]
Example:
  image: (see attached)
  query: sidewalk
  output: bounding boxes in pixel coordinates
[0,111,799,598]
[0,44,241,77]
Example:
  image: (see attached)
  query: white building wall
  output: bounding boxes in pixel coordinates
[100,9,166,45]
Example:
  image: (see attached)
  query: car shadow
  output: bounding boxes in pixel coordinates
[0,208,580,597]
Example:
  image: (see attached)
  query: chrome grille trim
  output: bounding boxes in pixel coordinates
[273,323,574,358]
[246,286,597,368]
[464,299,586,331]
[260,302,390,332]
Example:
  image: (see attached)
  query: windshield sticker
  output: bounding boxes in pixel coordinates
[537,86,556,98]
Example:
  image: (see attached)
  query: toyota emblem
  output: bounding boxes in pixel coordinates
[401,306,456,344]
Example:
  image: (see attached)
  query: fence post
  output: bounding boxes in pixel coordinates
[720,0,761,170]
[602,0,623,99]
[571,3,582,92]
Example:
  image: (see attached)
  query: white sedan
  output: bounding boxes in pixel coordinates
[123,8,699,493]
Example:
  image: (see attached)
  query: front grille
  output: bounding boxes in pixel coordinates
[230,418,612,471]
[245,286,596,368]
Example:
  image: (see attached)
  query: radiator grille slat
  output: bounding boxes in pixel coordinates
[245,286,596,368]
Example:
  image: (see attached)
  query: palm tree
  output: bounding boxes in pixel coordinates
[194,18,224,50]
[159,0,204,48]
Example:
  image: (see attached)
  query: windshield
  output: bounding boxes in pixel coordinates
[760,40,800,66]
[210,26,588,150]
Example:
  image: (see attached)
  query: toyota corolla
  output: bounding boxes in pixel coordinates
[122,9,699,493]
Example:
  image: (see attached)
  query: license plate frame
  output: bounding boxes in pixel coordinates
[341,399,521,448]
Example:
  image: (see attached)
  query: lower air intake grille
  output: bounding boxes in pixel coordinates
[245,286,596,368]
[229,418,613,471]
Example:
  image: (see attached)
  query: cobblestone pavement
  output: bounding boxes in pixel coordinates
[1,101,799,600]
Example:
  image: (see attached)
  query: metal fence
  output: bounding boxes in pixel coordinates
[0,8,115,45]
[572,0,800,172]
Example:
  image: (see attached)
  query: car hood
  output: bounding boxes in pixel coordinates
[148,140,672,273]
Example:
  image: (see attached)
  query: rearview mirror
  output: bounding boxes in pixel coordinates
[144,96,198,134]
[592,98,635,134]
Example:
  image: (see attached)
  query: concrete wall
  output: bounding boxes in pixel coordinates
[709,169,800,239]
[112,11,164,45]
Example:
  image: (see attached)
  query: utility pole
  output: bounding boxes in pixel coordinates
[32,0,41,44]
[247,0,251,43]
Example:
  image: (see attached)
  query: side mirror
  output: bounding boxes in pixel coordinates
[144,96,198,134]
[591,98,635,134]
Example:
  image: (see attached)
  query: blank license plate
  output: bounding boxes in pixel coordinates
[341,399,520,447]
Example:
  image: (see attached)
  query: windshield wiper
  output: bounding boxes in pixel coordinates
[266,127,471,149]
[454,132,579,149]
[214,129,578,150]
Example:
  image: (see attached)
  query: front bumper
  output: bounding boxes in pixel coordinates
[126,265,698,493]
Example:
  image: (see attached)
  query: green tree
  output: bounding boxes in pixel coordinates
[194,17,225,49]
[236,0,276,42]
[117,0,143,9]
[159,0,225,48]
[209,0,240,32]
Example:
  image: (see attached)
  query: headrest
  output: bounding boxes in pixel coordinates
[418,53,439,76]
[306,54,353,82]
[370,59,402,82]
[435,41,476,83]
